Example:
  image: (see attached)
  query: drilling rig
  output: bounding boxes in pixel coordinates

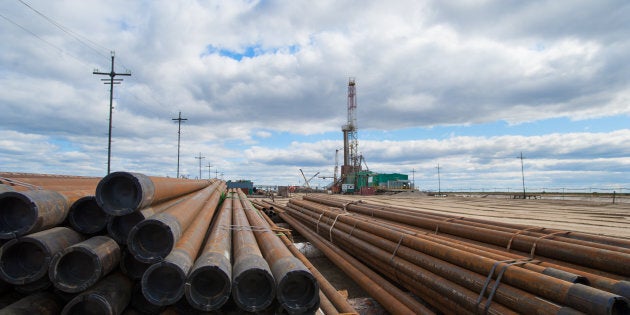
[340,77,361,192]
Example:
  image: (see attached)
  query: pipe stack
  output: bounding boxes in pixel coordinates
[0,173,333,314]
[276,195,630,315]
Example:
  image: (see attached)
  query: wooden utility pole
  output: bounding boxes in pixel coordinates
[195,152,205,179]
[172,111,187,178]
[93,51,131,175]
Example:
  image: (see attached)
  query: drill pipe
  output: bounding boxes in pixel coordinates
[49,235,121,293]
[0,227,84,285]
[95,171,211,216]
[142,184,225,306]
[255,200,357,314]
[62,272,132,315]
[0,189,91,239]
[336,196,630,250]
[120,248,151,280]
[288,199,630,315]
[345,199,630,255]
[287,202,573,314]
[128,182,220,263]
[0,291,63,315]
[239,191,319,314]
[231,191,276,312]
[341,206,630,299]
[0,185,14,193]
[301,196,630,277]
[107,191,195,244]
[67,196,109,235]
[186,189,233,311]
[273,203,429,315]
[131,282,164,314]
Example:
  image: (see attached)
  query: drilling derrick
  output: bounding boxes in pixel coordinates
[341,77,360,190]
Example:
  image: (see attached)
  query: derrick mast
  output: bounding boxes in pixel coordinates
[341,77,360,189]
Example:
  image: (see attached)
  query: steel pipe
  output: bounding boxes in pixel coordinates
[67,196,109,235]
[142,184,224,306]
[289,198,630,315]
[120,248,151,280]
[62,272,132,315]
[0,292,63,315]
[255,200,357,315]
[95,171,210,216]
[0,227,84,285]
[274,203,430,315]
[107,191,194,244]
[49,235,120,293]
[186,189,233,311]
[288,202,569,314]
[302,196,630,277]
[239,190,319,314]
[231,190,275,312]
[128,182,219,263]
[0,190,76,239]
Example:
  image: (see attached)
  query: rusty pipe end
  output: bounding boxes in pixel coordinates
[96,172,154,216]
[274,257,320,314]
[68,196,109,235]
[542,267,589,285]
[107,211,146,245]
[0,238,51,285]
[127,217,178,263]
[62,293,113,315]
[49,246,102,293]
[232,255,276,312]
[186,252,232,311]
[567,283,630,315]
[142,261,187,306]
[120,249,151,280]
[612,281,630,301]
[0,190,68,239]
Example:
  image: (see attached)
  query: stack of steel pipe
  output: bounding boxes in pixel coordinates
[0,172,349,314]
[0,172,217,314]
[278,195,630,315]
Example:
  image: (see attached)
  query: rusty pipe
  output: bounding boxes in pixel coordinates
[142,184,224,306]
[0,227,84,285]
[255,200,357,315]
[128,182,220,263]
[67,196,109,235]
[238,190,319,314]
[107,191,195,244]
[95,171,210,216]
[301,196,630,277]
[49,235,121,293]
[351,199,630,255]
[61,272,132,315]
[0,189,90,239]
[274,204,429,315]
[289,198,630,315]
[231,190,276,312]
[287,202,573,314]
[186,189,233,311]
[0,291,63,315]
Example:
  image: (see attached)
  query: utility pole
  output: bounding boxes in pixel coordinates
[436,163,441,196]
[215,169,218,179]
[195,152,205,179]
[93,51,131,175]
[207,163,212,180]
[172,111,187,178]
[518,152,526,199]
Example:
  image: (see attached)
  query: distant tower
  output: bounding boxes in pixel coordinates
[341,77,360,186]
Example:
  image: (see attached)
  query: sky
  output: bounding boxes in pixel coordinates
[1,0,629,192]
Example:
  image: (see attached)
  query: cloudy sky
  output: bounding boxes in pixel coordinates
[1,0,629,192]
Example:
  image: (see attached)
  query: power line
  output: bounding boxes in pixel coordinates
[17,0,111,60]
[0,12,90,67]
